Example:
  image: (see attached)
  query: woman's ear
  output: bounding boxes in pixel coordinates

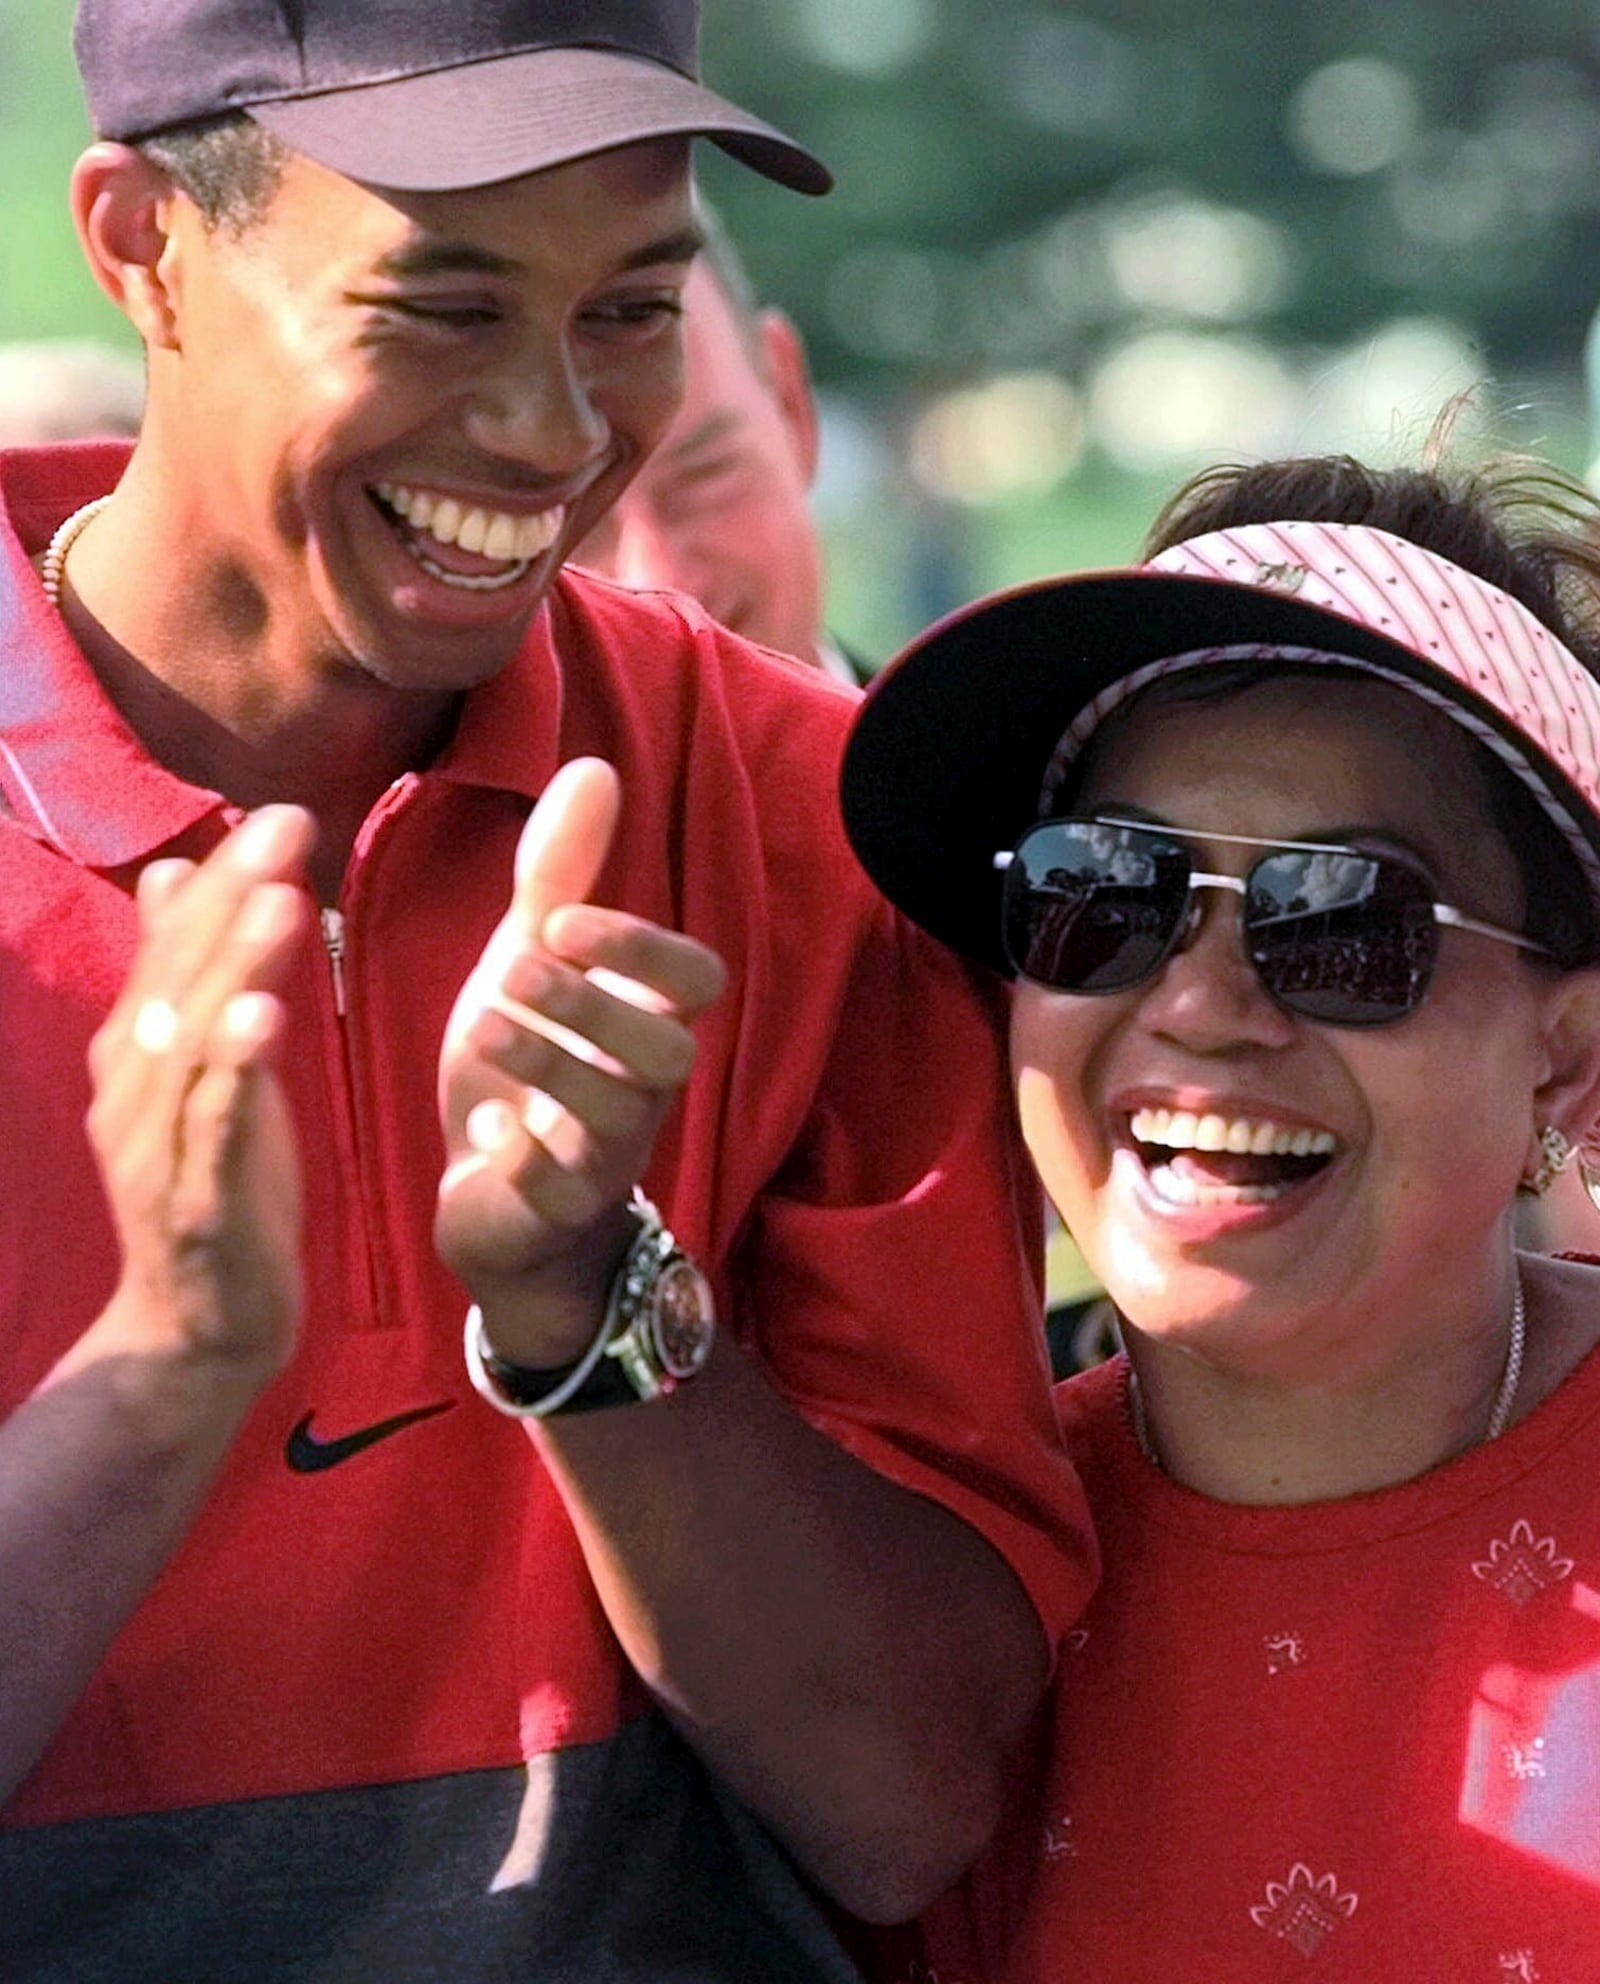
[69,143,185,353]
[1529,966,1600,1169]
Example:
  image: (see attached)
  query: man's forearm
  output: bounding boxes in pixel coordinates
[532,1338,1049,1923]
[434,773,1060,1918]
[0,1304,267,1806]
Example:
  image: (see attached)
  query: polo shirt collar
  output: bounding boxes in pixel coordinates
[0,444,226,869]
[431,595,565,804]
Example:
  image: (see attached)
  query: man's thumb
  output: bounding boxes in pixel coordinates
[511,757,621,937]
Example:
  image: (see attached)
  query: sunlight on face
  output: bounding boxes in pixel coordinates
[149,140,698,691]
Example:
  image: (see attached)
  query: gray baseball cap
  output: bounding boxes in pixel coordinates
[75,0,831,196]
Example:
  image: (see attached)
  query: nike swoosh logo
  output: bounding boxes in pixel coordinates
[285,1401,455,1474]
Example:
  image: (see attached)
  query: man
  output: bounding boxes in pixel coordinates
[0,5,1094,1980]
[577,214,867,683]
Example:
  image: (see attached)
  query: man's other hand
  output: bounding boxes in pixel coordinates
[435,759,724,1365]
[87,806,313,1380]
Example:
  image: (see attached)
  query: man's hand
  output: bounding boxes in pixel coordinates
[435,759,724,1365]
[86,806,314,1381]
[0,806,312,1803]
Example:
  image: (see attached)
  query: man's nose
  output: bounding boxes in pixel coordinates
[462,346,610,481]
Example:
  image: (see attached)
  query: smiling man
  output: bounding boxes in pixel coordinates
[0,5,1093,1980]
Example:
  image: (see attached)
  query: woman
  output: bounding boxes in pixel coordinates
[843,456,1600,1979]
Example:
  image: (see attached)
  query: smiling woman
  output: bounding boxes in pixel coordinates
[843,451,1600,1982]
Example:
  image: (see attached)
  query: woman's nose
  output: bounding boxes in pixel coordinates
[1139,878,1298,1050]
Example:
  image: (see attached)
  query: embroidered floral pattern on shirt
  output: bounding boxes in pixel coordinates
[1472,1521,1574,1605]
[1265,1631,1306,1676]
[1499,1951,1540,1982]
[1250,1864,1358,1956]
[1503,1736,1547,1781]
[1043,1813,1077,1860]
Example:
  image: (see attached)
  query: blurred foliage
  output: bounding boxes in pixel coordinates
[702,0,1600,644]
[0,0,106,344]
[701,0,1600,398]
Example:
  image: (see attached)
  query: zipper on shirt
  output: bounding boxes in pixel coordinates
[320,906,348,1018]
[316,779,417,1334]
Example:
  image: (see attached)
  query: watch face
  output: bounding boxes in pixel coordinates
[650,1257,716,1379]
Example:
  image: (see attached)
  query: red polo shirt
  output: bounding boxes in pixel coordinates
[0,443,1094,1837]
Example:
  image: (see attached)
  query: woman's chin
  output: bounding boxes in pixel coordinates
[1098,1235,1302,1351]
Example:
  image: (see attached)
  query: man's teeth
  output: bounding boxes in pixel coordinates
[1129,1107,1336,1159]
[374,483,564,564]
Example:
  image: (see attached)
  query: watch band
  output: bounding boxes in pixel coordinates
[463,1298,616,1417]
[463,1195,714,1419]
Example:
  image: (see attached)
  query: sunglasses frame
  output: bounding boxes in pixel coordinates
[993,815,1554,1024]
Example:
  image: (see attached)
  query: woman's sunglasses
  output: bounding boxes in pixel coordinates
[994,816,1552,1027]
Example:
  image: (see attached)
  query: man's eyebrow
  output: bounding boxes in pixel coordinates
[371,225,706,285]
[663,408,745,463]
[616,224,708,274]
[372,242,525,282]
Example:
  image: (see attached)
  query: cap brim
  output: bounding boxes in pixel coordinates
[247,46,830,194]
[841,567,1600,976]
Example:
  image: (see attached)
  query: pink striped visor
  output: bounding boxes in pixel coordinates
[1042,519,1600,904]
[841,513,1600,991]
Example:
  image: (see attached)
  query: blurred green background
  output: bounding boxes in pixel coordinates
[6,0,1600,660]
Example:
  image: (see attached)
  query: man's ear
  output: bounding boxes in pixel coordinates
[1530,966,1600,1166]
[70,143,185,353]
[757,308,820,487]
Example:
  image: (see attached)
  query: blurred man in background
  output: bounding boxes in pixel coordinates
[578,211,867,685]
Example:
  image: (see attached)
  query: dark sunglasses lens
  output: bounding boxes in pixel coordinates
[1247,850,1437,1024]
[1004,822,1189,991]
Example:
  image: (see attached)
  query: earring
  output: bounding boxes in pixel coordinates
[1522,1124,1574,1197]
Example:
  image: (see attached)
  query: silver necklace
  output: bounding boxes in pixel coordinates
[1126,1269,1527,1470]
[39,495,115,609]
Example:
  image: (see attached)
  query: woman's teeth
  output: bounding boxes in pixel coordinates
[1129,1107,1336,1159]
[1128,1107,1338,1209]
[373,481,565,589]
[1146,1166,1285,1207]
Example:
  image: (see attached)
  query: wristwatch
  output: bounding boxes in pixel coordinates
[464,1195,716,1419]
